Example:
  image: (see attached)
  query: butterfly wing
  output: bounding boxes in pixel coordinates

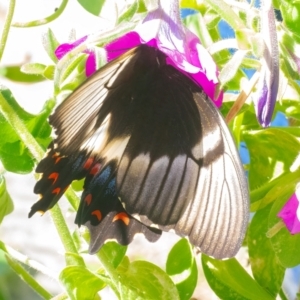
[30,45,163,247]
[75,161,161,253]
[115,62,249,259]
[31,44,249,259]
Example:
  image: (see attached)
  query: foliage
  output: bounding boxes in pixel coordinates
[0,0,299,299]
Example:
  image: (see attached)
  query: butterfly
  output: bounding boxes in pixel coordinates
[29,44,249,259]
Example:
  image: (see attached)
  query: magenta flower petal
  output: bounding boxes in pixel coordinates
[278,192,300,234]
[105,32,141,61]
[55,36,88,60]
[55,36,97,77]
[85,51,96,77]
[105,0,221,106]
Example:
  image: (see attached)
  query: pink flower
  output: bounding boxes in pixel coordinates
[55,36,96,77]
[105,0,222,106]
[54,0,222,106]
[277,186,300,234]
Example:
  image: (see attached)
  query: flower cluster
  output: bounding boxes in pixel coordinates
[54,0,222,107]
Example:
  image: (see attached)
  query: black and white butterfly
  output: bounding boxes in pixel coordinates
[29,44,249,259]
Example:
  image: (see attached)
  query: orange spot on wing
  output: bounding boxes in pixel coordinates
[92,210,102,221]
[84,194,92,205]
[48,172,59,184]
[113,212,130,225]
[52,153,62,164]
[52,187,61,195]
[83,158,94,170]
[90,163,101,175]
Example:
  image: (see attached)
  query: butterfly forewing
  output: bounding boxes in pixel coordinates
[31,44,249,259]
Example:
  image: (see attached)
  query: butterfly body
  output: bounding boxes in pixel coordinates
[30,44,249,259]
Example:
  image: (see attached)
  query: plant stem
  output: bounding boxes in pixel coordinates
[12,0,68,27]
[279,288,288,300]
[5,255,53,300]
[96,250,120,298]
[0,241,57,279]
[0,90,82,266]
[0,0,16,63]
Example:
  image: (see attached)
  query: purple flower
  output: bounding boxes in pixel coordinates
[55,36,96,77]
[254,0,279,127]
[106,0,222,106]
[277,187,300,234]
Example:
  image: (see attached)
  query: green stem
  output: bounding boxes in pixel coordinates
[5,255,53,300]
[51,206,84,266]
[12,0,68,27]
[0,91,82,267]
[0,0,16,63]
[80,231,120,298]
[96,250,120,298]
[232,112,244,146]
[0,241,57,279]
[205,0,245,30]
[279,288,288,300]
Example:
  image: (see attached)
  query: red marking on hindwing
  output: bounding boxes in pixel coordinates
[52,153,61,164]
[90,163,101,175]
[48,172,59,184]
[84,194,92,206]
[52,187,61,195]
[113,212,130,225]
[91,210,102,221]
[83,158,94,170]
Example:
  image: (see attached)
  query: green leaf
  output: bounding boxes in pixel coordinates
[100,241,127,268]
[42,28,60,63]
[277,99,300,121]
[77,0,105,16]
[117,0,139,24]
[21,63,47,75]
[244,128,300,192]
[202,255,274,300]
[56,54,87,92]
[0,87,53,173]
[269,188,300,267]
[65,252,85,267]
[118,260,180,300]
[60,266,106,300]
[219,49,249,90]
[166,239,197,300]
[0,176,13,224]
[71,179,84,192]
[248,204,285,297]
[0,65,45,83]
[281,0,300,38]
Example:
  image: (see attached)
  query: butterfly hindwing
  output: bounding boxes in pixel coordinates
[30,143,90,216]
[31,44,249,259]
[75,161,161,253]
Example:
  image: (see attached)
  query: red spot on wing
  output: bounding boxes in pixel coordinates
[113,212,130,226]
[91,210,102,221]
[52,153,61,164]
[52,188,61,195]
[90,163,101,175]
[48,172,59,184]
[84,194,92,206]
[83,158,94,170]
